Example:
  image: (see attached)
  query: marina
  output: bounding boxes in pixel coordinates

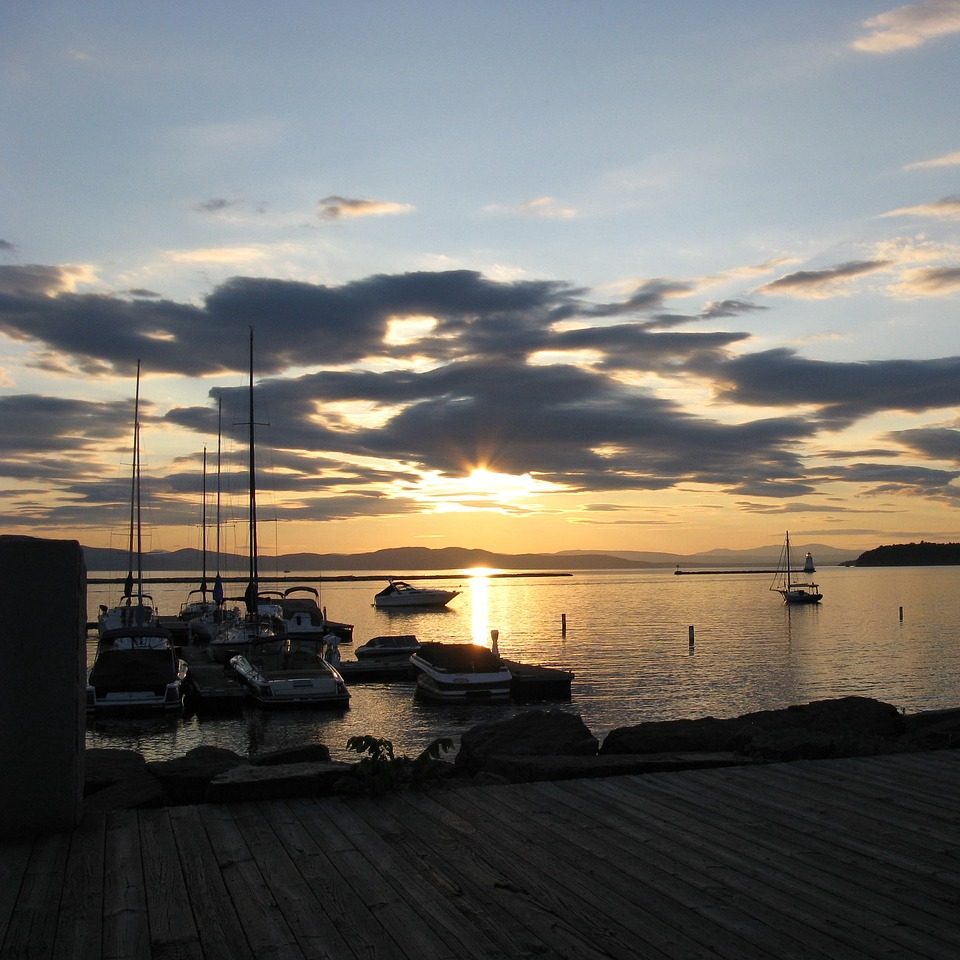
[3,749,960,959]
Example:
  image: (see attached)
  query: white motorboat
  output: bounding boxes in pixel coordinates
[278,586,354,644]
[409,641,512,701]
[229,637,349,708]
[770,531,823,605]
[373,579,461,609]
[87,625,187,712]
[354,634,421,659]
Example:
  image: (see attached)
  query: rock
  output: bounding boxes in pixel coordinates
[456,709,598,776]
[900,707,960,750]
[85,748,151,795]
[250,744,332,766]
[475,752,749,783]
[147,746,246,805]
[82,774,164,816]
[601,697,907,761]
[205,761,354,803]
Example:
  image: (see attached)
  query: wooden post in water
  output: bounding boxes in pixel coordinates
[899,606,904,622]
[688,625,695,654]
[561,613,567,636]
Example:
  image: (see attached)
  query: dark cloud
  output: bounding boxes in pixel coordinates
[696,348,960,426]
[888,427,960,464]
[0,240,16,253]
[194,198,235,213]
[759,259,891,295]
[2,266,958,533]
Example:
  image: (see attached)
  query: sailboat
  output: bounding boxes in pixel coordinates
[221,330,349,708]
[88,362,188,712]
[97,360,159,634]
[770,531,823,605]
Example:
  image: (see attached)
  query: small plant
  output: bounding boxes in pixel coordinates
[337,734,454,795]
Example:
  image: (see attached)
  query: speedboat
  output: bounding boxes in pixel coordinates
[373,579,460,609]
[354,634,421,659]
[229,636,350,708]
[409,641,512,701]
[278,586,354,643]
[87,625,187,712]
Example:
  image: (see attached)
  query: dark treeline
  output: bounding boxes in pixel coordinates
[855,542,960,566]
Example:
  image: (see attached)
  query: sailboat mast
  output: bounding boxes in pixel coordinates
[200,446,208,596]
[248,327,259,599]
[785,530,793,590]
[134,361,143,604]
[123,361,141,599]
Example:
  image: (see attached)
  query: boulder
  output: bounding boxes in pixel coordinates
[205,761,353,803]
[250,744,332,766]
[85,748,151,795]
[601,697,906,760]
[456,709,598,776]
[147,746,246,805]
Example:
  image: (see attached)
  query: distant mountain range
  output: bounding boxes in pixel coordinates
[81,541,861,573]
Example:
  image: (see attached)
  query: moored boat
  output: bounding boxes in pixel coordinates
[410,641,512,701]
[373,579,460,609]
[354,634,421,659]
[229,636,349,708]
[278,586,354,644]
[87,625,187,712]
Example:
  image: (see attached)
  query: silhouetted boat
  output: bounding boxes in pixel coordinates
[771,532,822,605]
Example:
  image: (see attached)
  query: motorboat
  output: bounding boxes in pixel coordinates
[278,586,354,644]
[373,579,461,609]
[409,641,512,701]
[87,625,187,712]
[354,634,421,659]
[229,636,350,708]
[770,531,823,605]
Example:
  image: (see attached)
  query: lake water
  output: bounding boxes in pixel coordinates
[85,566,960,762]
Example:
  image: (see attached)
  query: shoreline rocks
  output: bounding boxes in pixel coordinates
[82,697,960,811]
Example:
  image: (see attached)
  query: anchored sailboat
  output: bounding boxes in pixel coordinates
[770,531,823,605]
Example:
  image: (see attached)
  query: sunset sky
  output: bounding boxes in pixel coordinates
[2,1,960,558]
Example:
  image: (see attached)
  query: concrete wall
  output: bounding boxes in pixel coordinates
[0,536,86,836]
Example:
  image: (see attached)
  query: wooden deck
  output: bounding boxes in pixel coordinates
[3,749,959,959]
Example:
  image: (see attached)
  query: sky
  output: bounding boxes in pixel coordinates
[2,0,960,558]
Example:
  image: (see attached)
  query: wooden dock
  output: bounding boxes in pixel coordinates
[3,749,960,958]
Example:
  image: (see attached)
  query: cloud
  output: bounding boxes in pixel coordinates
[0,264,95,296]
[166,246,270,265]
[888,265,960,295]
[757,260,892,298]
[483,196,578,220]
[890,426,960,462]
[696,348,960,427]
[904,149,960,170]
[882,195,960,219]
[3,265,959,532]
[0,240,16,254]
[317,196,414,220]
[194,198,237,213]
[851,1,960,54]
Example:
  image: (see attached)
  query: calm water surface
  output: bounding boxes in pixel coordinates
[85,566,960,761]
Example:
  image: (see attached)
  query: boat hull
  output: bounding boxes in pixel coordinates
[410,642,512,702]
[229,654,350,708]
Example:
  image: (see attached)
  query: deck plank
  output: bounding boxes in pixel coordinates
[139,809,203,960]
[165,805,254,960]
[102,809,149,960]
[285,796,461,960]
[52,813,105,960]
[0,832,70,960]
[269,798,408,960]
[197,803,306,960]
[583,770,960,960]
[228,801,358,960]
[0,838,34,954]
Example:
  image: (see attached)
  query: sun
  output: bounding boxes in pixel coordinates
[400,464,565,513]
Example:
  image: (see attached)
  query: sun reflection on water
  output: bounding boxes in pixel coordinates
[466,567,498,646]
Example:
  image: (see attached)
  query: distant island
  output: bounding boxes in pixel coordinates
[852,542,960,566]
